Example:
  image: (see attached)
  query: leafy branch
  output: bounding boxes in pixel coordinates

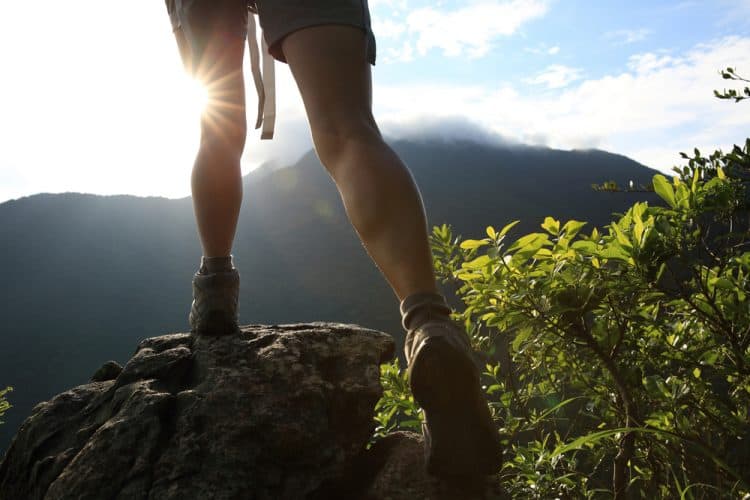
[714,67,750,103]
[0,386,12,425]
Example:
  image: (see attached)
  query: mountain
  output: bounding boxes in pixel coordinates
[0,139,661,451]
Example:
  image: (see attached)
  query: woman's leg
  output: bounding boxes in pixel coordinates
[280,24,503,477]
[280,25,437,302]
[183,27,247,336]
[190,34,247,259]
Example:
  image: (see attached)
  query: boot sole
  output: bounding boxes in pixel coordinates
[190,311,240,336]
[409,336,503,478]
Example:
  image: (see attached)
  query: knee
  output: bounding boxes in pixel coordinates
[311,115,382,172]
[199,113,247,162]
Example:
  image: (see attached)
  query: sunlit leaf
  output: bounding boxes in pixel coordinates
[653,174,677,208]
[542,217,560,235]
[562,220,587,238]
[460,239,489,250]
[500,220,521,236]
[462,254,492,269]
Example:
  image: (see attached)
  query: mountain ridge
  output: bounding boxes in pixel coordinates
[0,138,661,451]
[0,141,656,208]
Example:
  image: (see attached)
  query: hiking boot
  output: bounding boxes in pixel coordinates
[189,266,240,336]
[401,292,503,478]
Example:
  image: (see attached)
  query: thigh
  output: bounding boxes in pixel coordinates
[280,24,378,141]
[165,0,248,143]
[166,0,249,80]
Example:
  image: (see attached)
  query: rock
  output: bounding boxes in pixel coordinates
[360,432,506,500]
[89,360,123,382]
[0,322,503,499]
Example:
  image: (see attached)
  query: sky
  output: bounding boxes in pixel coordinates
[0,0,748,203]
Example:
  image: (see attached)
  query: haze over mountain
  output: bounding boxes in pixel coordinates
[0,138,661,450]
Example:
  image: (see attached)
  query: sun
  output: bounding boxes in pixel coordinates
[183,77,210,116]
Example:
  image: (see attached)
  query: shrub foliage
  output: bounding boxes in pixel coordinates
[375,77,750,499]
[0,387,12,425]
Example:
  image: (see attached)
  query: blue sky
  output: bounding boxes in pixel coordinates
[373,0,744,82]
[0,0,748,202]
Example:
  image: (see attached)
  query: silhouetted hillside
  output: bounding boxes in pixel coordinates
[0,139,661,450]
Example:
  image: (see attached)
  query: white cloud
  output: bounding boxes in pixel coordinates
[406,0,550,58]
[524,64,583,89]
[382,115,517,146]
[372,18,406,39]
[524,43,560,55]
[605,28,652,45]
[372,36,750,173]
[384,41,415,63]
[627,53,680,74]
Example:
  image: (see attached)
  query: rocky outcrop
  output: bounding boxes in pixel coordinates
[354,432,505,500]
[0,323,503,499]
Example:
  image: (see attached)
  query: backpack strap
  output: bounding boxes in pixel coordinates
[247,6,276,140]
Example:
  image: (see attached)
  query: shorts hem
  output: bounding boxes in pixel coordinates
[261,18,376,66]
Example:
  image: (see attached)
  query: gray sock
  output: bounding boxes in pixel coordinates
[399,291,452,331]
[199,255,235,275]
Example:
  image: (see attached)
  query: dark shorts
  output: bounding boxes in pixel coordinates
[165,0,376,71]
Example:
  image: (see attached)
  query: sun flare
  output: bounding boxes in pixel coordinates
[184,78,210,115]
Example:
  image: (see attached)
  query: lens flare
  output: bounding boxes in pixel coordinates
[185,78,209,115]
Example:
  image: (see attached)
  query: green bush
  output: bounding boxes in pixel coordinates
[371,359,423,442]
[373,74,750,499]
[0,386,12,425]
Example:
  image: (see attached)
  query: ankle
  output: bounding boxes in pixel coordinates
[400,291,452,331]
[199,255,235,275]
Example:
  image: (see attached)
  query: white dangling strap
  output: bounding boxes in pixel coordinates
[247,9,275,140]
[260,34,275,140]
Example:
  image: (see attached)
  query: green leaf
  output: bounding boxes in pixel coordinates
[634,217,645,246]
[534,248,553,258]
[486,226,497,239]
[691,168,700,193]
[462,254,492,269]
[653,174,677,208]
[460,239,489,250]
[499,220,520,236]
[701,350,719,366]
[571,240,598,253]
[486,384,503,395]
[507,233,550,253]
[512,327,532,352]
[551,429,623,456]
[632,202,646,221]
[600,242,632,262]
[534,397,584,422]
[541,217,560,235]
[675,183,690,209]
[709,277,734,290]
[610,222,633,250]
[455,272,481,281]
[562,220,587,238]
